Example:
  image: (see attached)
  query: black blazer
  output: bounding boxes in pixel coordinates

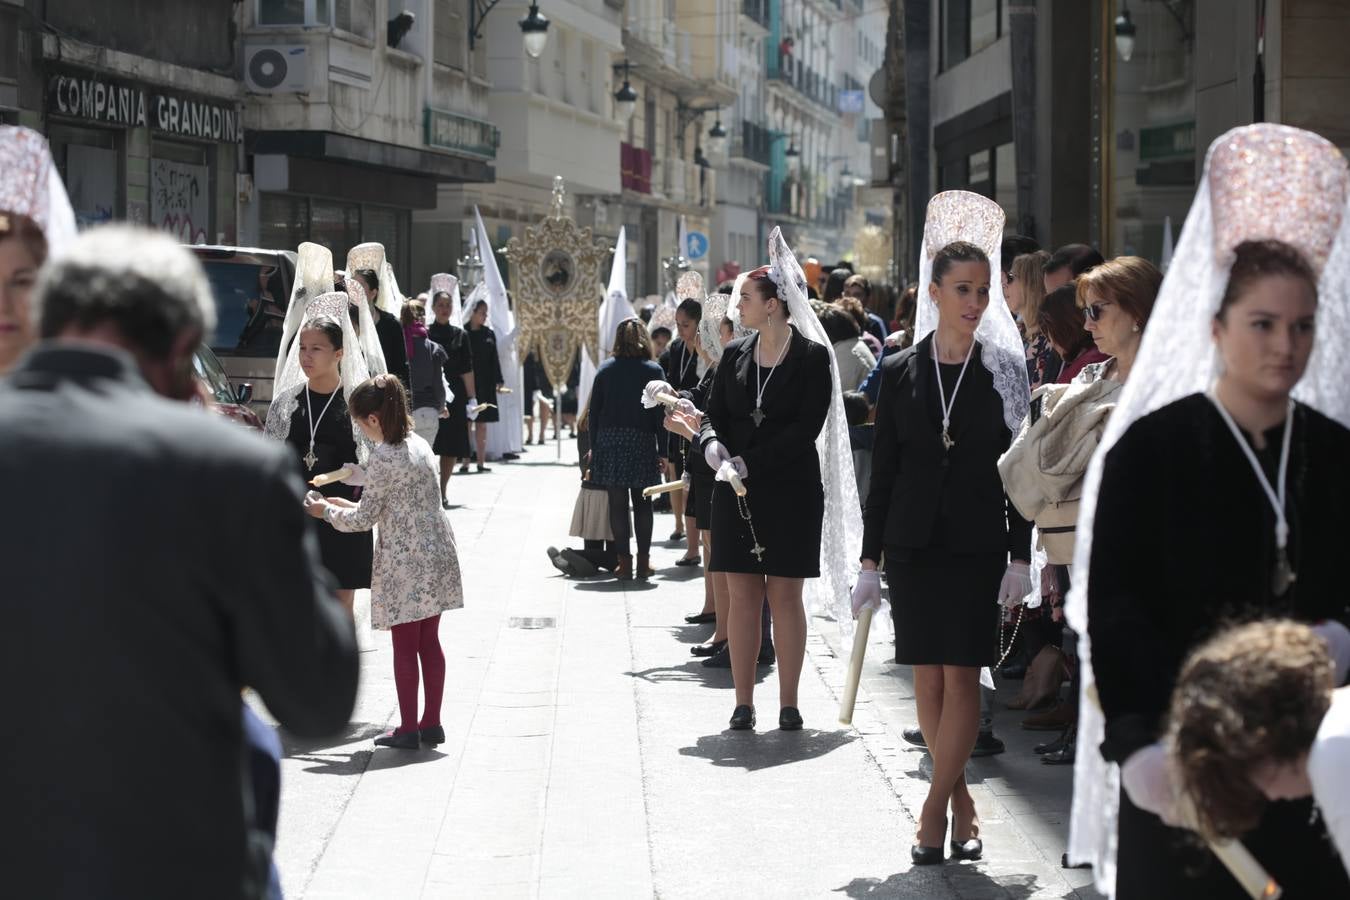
[697,327,832,484]
[862,333,1031,561]
[0,346,358,899]
[1089,394,1350,763]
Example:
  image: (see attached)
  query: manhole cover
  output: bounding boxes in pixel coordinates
[508,617,556,629]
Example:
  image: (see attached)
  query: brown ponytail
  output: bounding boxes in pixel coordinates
[348,374,412,444]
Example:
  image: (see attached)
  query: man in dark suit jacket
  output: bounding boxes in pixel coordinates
[0,227,358,900]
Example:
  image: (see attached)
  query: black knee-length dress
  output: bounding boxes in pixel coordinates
[696,327,831,576]
[861,334,1031,667]
[428,320,474,457]
[466,324,503,424]
[283,386,373,590]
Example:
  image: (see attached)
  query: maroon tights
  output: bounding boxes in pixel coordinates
[390,614,445,734]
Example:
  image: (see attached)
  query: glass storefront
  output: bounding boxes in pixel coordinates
[1104,0,1195,261]
[259,192,411,279]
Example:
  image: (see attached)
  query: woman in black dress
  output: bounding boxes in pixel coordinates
[464,298,504,473]
[694,267,833,732]
[1069,123,1350,899]
[427,286,475,501]
[662,299,704,553]
[267,312,373,615]
[860,237,1031,865]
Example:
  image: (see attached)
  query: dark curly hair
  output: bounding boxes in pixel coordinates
[931,241,989,285]
[1218,240,1318,322]
[1167,619,1334,839]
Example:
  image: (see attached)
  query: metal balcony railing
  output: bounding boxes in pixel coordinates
[741,0,770,29]
[737,120,773,166]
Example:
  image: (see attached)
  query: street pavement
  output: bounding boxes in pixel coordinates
[249,437,1104,899]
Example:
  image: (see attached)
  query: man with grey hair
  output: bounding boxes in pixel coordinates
[0,226,358,899]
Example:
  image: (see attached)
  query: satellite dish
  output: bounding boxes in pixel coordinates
[868,68,887,108]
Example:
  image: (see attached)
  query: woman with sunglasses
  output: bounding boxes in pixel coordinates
[1078,258,1160,384]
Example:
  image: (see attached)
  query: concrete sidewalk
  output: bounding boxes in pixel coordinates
[255,438,1099,898]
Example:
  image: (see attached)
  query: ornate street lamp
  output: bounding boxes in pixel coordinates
[613,61,638,122]
[707,111,728,155]
[1114,2,1137,62]
[519,3,551,59]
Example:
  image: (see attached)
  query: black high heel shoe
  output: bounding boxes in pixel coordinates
[950,812,983,861]
[729,704,756,730]
[684,611,716,624]
[911,819,947,866]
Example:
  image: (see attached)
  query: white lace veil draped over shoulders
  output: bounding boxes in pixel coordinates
[765,227,865,633]
[1063,123,1350,895]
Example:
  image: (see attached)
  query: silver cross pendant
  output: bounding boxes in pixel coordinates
[304,448,319,470]
[751,542,766,562]
[941,426,955,451]
[751,407,766,427]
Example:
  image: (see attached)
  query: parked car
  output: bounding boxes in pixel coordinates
[194,343,262,430]
[188,244,297,414]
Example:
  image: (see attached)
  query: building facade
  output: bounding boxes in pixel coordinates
[890,0,1350,281]
[5,0,244,244]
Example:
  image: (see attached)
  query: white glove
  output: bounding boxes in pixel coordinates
[466,398,479,421]
[997,560,1033,609]
[674,397,698,416]
[715,457,748,484]
[343,463,367,487]
[1121,743,1186,827]
[851,570,882,618]
[1313,620,1350,685]
[704,439,731,471]
[884,330,908,348]
[642,379,676,409]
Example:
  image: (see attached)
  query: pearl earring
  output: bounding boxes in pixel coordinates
[1132,323,1140,333]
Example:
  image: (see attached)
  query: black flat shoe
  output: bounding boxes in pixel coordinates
[779,707,803,731]
[674,555,702,567]
[970,731,1005,757]
[501,452,520,460]
[1035,727,1071,755]
[548,550,573,576]
[373,730,419,750]
[684,611,716,624]
[669,530,684,542]
[477,464,491,473]
[458,463,470,474]
[691,639,727,658]
[950,837,983,861]
[702,646,731,668]
[729,705,756,730]
[419,724,445,746]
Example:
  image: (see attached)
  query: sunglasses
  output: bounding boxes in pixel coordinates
[1083,299,1114,322]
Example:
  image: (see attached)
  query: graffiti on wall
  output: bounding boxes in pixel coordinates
[151,158,209,245]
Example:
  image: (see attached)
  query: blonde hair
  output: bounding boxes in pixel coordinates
[1011,250,1050,336]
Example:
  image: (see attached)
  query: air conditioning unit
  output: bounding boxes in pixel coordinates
[244,44,309,94]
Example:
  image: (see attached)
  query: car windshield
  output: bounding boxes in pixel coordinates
[193,345,236,405]
[202,259,287,358]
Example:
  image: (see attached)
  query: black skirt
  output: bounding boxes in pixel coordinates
[687,473,713,531]
[708,478,821,577]
[315,520,373,590]
[886,549,1002,667]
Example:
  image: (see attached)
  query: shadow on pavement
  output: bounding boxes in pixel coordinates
[836,868,1045,899]
[291,749,372,776]
[281,721,387,755]
[668,623,715,644]
[651,566,704,583]
[622,659,754,689]
[572,579,659,593]
[677,727,858,771]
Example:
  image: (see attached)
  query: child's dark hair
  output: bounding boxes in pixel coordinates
[931,241,990,285]
[348,374,412,444]
[676,298,703,322]
[301,316,344,351]
[842,390,871,427]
